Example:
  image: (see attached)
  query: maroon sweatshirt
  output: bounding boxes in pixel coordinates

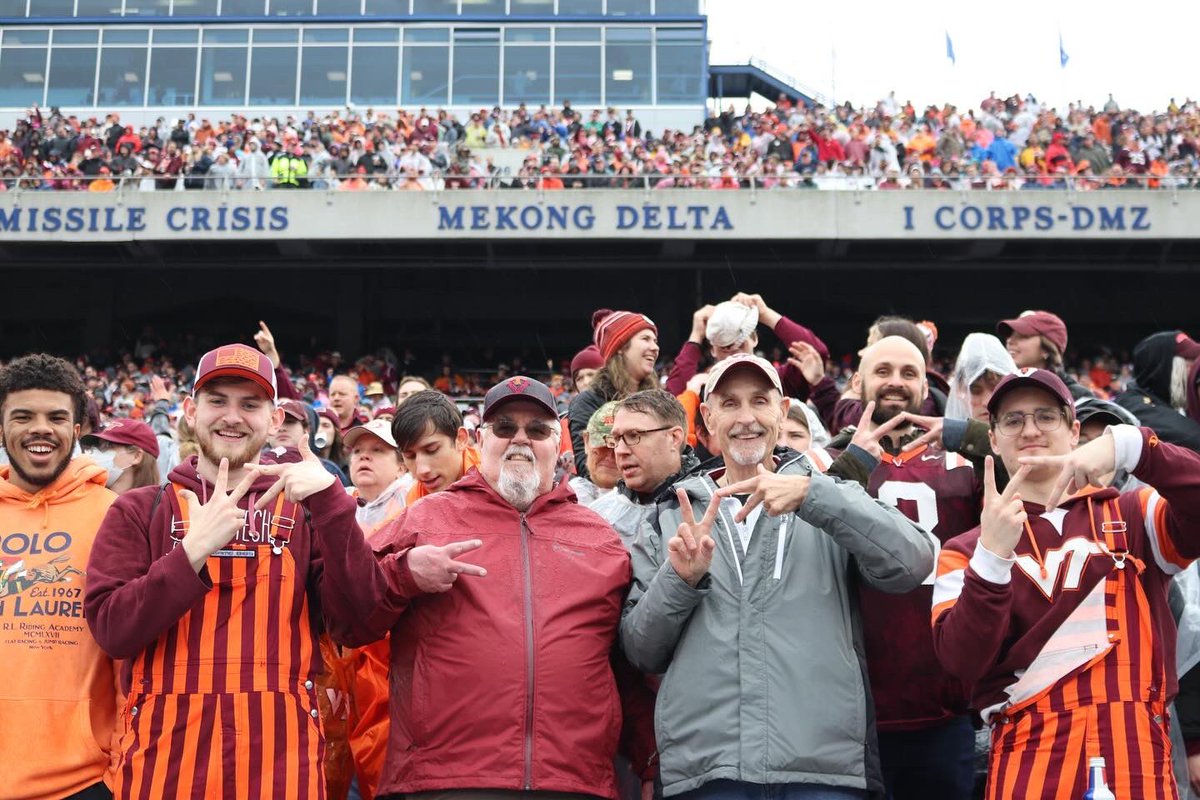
[932,427,1200,718]
[665,315,829,398]
[84,456,400,690]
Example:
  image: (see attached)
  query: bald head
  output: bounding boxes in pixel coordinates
[858,336,928,425]
[328,375,359,422]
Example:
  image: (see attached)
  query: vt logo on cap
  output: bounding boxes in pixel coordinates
[1015,367,1039,377]
[507,377,531,393]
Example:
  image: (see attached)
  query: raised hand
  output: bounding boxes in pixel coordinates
[149,374,171,404]
[716,463,810,521]
[730,291,780,327]
[179,457,257,572]
[1017,430,1117,509]
[848,400,910,459]
[668,488,718,587]
[786,341,826,385]
[979,457,1032,558]
[249,434,335,510]
[690,304,716,342]
[253,320,281,369]
[407,539,488,593]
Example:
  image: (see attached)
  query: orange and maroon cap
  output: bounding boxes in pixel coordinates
[193,343,277,400]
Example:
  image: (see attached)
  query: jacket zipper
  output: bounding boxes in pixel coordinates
[520,513,535,790]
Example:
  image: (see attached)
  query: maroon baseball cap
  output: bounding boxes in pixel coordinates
[194,344,277,400]
[986,368,1074,419]
[317,407,341,433]
[279,399,309,425]
[997,311,1068,355]
[1175,332,1200,359]
[482,376,557,421]
[92,418,160,458]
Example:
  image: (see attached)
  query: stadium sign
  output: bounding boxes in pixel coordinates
[0,191,1192,241]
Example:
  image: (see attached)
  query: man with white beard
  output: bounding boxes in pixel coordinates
[620,353,934,798]
[349,376,640,800]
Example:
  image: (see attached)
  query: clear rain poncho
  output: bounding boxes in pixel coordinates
[945,333,1018,420]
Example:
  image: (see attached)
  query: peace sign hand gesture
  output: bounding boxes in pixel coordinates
[407,539,488,593]
[247,433,335,510]
[668,488,719,588]
[179,457,257,572]
[979,457,1032,559]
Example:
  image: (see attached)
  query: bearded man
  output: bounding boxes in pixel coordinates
[354,376,635,800]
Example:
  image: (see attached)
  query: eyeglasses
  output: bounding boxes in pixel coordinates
[481,419,557,441]
[995,408,1065,437]
[603,426,672,449]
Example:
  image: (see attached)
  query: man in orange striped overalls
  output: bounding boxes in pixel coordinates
[933,368,1200,799]
[85,344,394,799]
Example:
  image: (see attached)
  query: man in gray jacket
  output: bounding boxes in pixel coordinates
[620,353,935,799]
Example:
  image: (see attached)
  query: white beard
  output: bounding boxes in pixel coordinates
[497,443,541,510]
[728,442,767,467]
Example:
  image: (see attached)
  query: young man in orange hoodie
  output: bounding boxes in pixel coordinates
[0,354,120,800]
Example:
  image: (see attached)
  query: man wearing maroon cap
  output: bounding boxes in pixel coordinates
[997,310,1092,400]
[85,342,390,799]
[352,375,637,800]
[933,367,1200,799]
[1115,330,1200,452]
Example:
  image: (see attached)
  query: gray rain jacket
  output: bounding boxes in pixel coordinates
[619,451,935,797]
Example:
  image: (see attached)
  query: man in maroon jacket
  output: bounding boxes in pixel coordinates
[356,376,636,800]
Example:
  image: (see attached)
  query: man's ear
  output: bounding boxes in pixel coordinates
[849,372,862,395]
[455,427,469,450]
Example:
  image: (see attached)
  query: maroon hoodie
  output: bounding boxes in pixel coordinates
[85,455,396,690]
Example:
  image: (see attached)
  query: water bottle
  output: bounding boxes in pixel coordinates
[1083,756,1116,799]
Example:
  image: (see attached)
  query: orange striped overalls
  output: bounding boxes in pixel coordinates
[112,484,327,800]
[986,498,1178,800]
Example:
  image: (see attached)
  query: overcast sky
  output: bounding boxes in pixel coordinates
[704,0,1195,115]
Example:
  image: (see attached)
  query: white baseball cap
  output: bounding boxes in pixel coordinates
[343,418,397,449]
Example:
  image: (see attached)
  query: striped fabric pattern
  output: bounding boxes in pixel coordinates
[112,484,327,800]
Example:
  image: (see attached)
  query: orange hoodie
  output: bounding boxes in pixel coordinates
[0,458,119,799]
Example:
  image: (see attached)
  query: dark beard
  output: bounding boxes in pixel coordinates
[197,429,264,470]
[7,435,77,490]
[864,392,920,426]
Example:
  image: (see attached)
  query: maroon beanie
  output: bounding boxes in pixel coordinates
[592,309,657,362]
[570,345,604,378]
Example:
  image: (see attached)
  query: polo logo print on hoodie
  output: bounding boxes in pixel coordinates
[0,544,85,620]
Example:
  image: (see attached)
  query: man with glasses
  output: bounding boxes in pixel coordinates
[592,390,700,548]
[933,368,1200,799]
[351,376,634,800]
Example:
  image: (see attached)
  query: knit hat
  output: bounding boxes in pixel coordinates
[570,345,604,379]
[592,309,657,362]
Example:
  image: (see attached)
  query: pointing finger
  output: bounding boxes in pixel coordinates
[999,464,1032,504]
[258,320,272,336]
[734,490,763,523]
[856,401,876,432]
[677,488,697,527]
[901,429,939,452]
[228,469,258,504]
[254,477,286,511]
[442,539,484,557]
[1043,462,1076,510]
[446,560,487,577]
[982,455,998,501]
[214,458,230,496]
[870,411,909,439]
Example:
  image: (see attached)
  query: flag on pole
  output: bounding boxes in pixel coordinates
[1059,32,1069,68]
[945,31,956,65]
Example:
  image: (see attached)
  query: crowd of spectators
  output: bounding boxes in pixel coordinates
[1,91,1199,193]
[38,321,1137,433]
